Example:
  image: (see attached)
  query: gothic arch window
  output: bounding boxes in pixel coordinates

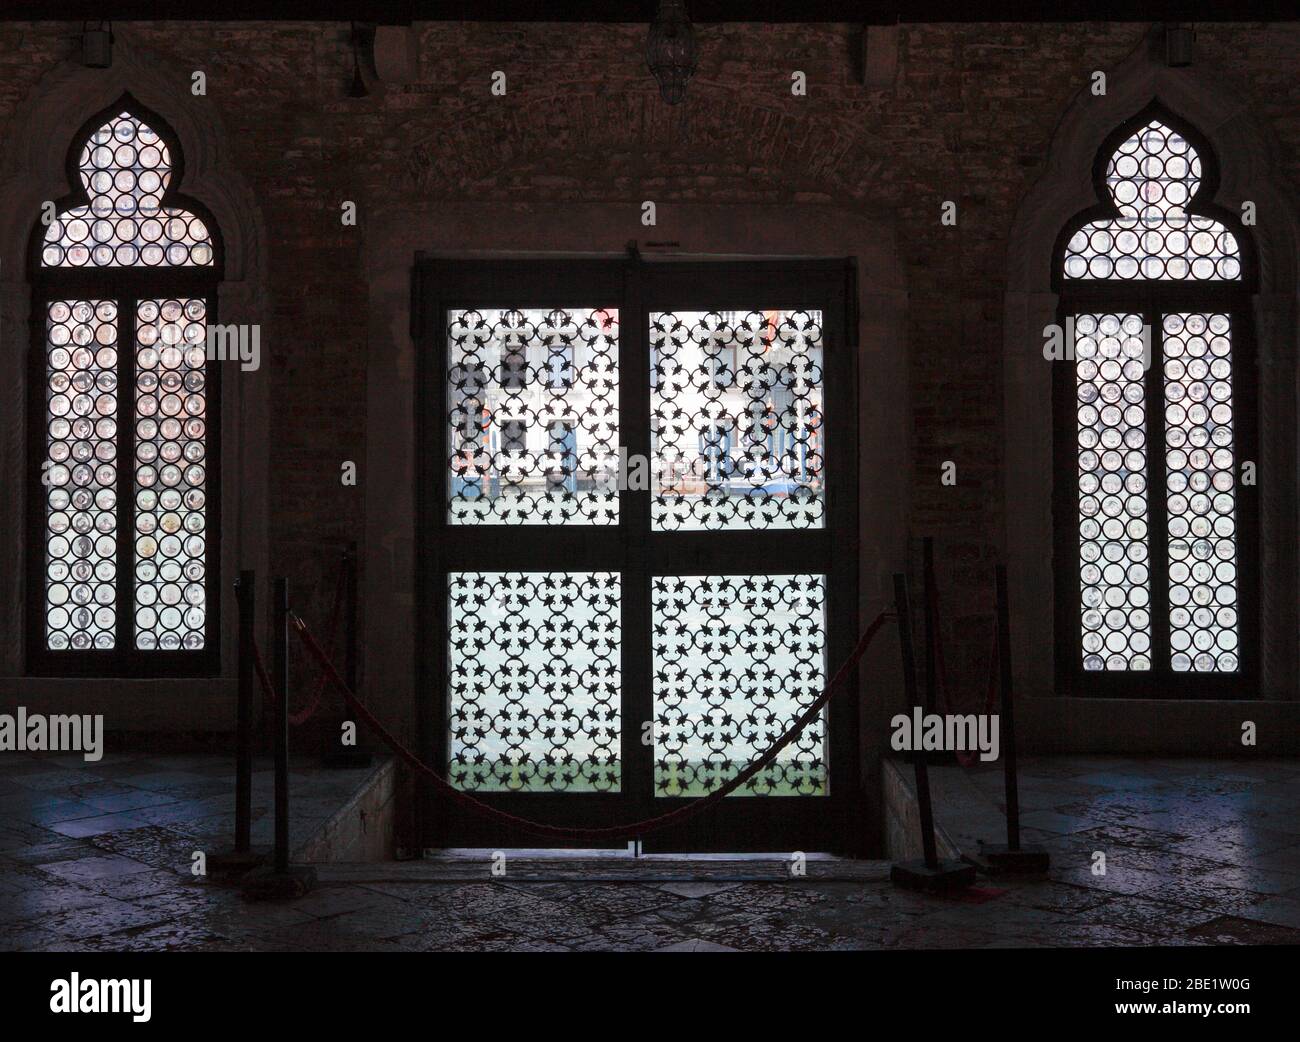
[28,96,223,676]
[1052,102,1257,697]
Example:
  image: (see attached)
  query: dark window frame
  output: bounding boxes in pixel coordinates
[25,94,225,678]
[1051,102,1258,699]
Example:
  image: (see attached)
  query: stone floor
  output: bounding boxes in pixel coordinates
[3,752,1300,951]
[928,754,1300,939]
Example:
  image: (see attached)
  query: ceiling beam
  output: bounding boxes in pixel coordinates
[2,1,1296,24]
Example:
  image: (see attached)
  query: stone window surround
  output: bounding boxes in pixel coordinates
[0,32,270,729]
[1002,32,1300,741]
[361,203,912,817]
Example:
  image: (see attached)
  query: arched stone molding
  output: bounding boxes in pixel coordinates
[360,199,912,846]
[1003,27,1300,729]
[0,27,270,730]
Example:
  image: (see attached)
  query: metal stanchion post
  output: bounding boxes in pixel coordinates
[922,537,938,715]
[273,577,290,874]
[324,541,372,768]
[236,571,255,853]
[345,542,358,694]
[998,565,1021,852]
[900,573,938,870]
[975,564,1050,875]
[890,572,975,893]
[242,576,317,899]
[209,570,264,878]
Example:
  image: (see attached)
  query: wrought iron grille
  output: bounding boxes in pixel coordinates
[1056,107,1253,692]
[651,574,827,796]
[446,307,619,525]
[419,258,858,849]
[41,111,214,269]
[132,298,210,650]
[447,571,622,792]
[650,309,825,531]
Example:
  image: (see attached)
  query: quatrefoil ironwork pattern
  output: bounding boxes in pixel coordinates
[651,310,825,531]
[652,574,827,796]
[448,572,622,792]
[446,308,619,525]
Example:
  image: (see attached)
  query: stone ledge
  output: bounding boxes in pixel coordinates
[295,757,397,864]
[882,757,963,864]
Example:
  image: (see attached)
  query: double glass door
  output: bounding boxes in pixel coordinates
[415,258,859,852]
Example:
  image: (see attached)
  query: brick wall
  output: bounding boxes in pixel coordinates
[1,20,1297,721]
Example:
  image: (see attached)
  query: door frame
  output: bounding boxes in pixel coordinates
[413,255,861,853]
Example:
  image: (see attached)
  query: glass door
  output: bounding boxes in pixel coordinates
[415,258,860,853]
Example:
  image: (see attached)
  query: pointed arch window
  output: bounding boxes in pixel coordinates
[28,99,223,676]
[1053,104,1256,695]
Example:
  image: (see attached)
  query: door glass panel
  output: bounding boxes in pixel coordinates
[448,572,621,792]
[652,574,827,796]
[446,307,619,525]
[650,309,824,531]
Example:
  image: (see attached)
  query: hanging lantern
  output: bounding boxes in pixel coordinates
[646,0,698,105]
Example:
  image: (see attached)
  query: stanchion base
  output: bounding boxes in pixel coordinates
[322,748,373,769]
[240,864,317,900]
[890,859,976,893]
[972,843,1051,875]
[206,848,265,879]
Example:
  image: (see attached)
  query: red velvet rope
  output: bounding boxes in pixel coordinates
[254,557,348,727]
[289,607,896,843]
